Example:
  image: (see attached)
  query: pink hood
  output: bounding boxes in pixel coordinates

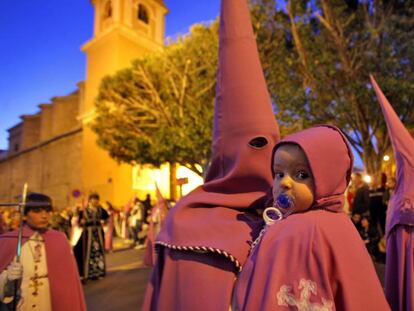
[157,0,280,269]
[272,124,354,213]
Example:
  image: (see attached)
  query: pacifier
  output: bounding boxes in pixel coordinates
[274,193,295,210]
[263,206,283,225]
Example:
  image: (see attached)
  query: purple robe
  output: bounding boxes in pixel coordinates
[371,76,414,311]
[385,226,414,310]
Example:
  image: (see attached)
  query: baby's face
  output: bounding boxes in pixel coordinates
[272,144,315,217]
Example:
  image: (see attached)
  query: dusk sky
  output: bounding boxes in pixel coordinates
[0,0,220,150]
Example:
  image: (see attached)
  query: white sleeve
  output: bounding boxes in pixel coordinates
[0,269,8,301]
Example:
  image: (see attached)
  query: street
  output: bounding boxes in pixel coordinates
[83,248,151,310]
[82,245,385,311]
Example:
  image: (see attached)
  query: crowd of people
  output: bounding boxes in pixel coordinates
[0,173,392,260]
[0,190,171,310]
[0,192,166,267]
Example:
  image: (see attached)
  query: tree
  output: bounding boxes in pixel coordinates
[250,0,414,174]
[93,1,414,177]
[92,22,219,177]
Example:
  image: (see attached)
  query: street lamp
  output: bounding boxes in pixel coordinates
[383,155,390,161]
[363,175,372,184]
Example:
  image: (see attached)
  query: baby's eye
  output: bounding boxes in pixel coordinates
[296,171,310,180]
[274,171,284,179]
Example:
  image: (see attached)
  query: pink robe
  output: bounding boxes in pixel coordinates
[143,199,264,310]
[0,226,86,311]
[235,210,389,310]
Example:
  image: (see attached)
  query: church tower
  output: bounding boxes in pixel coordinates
[80,0,167,205]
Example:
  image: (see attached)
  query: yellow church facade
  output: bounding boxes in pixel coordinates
[0,0,203,208]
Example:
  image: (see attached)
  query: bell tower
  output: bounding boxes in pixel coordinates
[80,0,167,205]
[93,0,165,43]
[82,0,167,115]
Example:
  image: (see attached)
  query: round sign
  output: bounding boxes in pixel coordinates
[72,189,81,198]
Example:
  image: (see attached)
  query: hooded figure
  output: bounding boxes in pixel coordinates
[142,0,279,309]
[234,125,390,310]
[371,76,414,311]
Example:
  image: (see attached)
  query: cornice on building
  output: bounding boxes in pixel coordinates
[50,90,79,103]
[81,22,163,53]
[20,113,41,121]
[7,122,22,133]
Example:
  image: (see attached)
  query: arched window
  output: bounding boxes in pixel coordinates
[137,4,149,24]
[104,1,112,19]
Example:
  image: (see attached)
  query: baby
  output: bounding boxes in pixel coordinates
[235,125,390,310]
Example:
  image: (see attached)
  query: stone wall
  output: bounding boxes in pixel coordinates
[0,129,83,209]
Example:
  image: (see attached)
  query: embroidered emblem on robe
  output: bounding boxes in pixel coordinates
[276,279,333,311]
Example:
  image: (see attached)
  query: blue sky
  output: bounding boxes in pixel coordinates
[0,0,221,150]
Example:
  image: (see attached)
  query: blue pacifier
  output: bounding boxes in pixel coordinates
[275,193,294,210]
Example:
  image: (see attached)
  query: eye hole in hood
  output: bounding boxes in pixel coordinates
[248,136,268,149]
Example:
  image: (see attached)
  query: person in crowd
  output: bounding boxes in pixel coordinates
[379,173,390,233]
[73,192,108,282]
[59,207,73,239]
[104,202,115,253]
[49,208,72,239]
[234,125,389,310]
[129,198,145,248]
[141,194,152,225]
[359,215,381,260]
[121,200,132,240]
[0,193,86,310]
[351,212,362,232]
[69,205,83,247]
[346,182,355,214]
[369,174,387,236]
[351,172,370,216]
[144,187,169,266]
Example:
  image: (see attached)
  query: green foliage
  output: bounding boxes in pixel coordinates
[92,22,219,177]
[250,0,414,173]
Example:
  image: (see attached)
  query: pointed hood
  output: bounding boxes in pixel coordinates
[157,0,280,270]
[370,75,414,235]
[205,0,280,188]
